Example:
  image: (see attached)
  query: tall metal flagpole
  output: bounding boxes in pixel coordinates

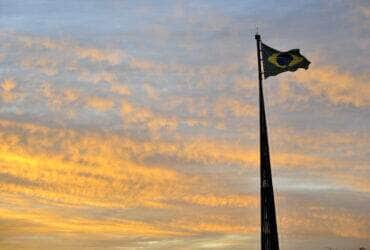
[255,33,280,250]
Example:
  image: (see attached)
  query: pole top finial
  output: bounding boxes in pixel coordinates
[255,26,260,40]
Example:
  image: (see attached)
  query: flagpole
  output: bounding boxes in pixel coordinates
[255,33,280,250]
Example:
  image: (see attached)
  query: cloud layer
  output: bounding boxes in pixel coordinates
[0,1,369,249]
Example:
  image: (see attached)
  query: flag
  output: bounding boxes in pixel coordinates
[261,43,310,78]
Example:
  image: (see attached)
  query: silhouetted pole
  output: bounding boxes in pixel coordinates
[255,33,280,250]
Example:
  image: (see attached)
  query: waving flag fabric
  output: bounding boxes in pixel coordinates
[261,43,310,78]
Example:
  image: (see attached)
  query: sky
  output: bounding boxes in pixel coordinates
[0,1,369,249]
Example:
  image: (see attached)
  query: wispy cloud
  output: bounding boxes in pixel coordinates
[86,96,114,111]
[1,79,20,103]
[1,1,370,248]
[279,64,370,107]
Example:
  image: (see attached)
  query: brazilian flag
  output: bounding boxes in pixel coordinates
[261,43,310,78]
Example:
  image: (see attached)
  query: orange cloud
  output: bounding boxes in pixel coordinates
[0,118,267,247]
[15,33,125,66]
[281,207,370,240]
[213,97,256,118]
[0,207,184,237]
[1,79,16,92]
[0,79,19,103]
[183,118,209,128]
[77,48,124,65]
[281,64,370,107]
[121,100,178,133]
[86,96,114,111]
[41,83,79,110]
[1,22,369,250]
[110,84,131,95]
[0,121,187,211]
[143,84,159,99]
[181,194,258,208]
[0,117,368,248]
[128,56,166,73]
[170,214,258,235]
[0,119,261,212]
[78,70,118,85]
[20,56,59,76]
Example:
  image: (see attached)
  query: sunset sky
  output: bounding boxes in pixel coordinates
[0,1,369,249]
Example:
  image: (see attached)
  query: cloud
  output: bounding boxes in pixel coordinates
[270,128,370,159]
[353,1,370,24]
[0,119,260,211]
[76,48,125,65]
[172,218,257,235]
[1,79,16,92]
[143,83,159,99]
[0,118,269,249]
[213,97,256,118]
[331,173,370,195]
[280,64,370,107]
[123,136,334,170]
[41,83,79,112]
[1,26,369,249]
[121,100,178,133]
[78,70,118,85]
[0,120,183,211]
[281,203,370,240]
[0,32,256,132]
[0,53,5,63]
[86,96,114,111]
[20,55,59,76]
[110,84,131,96]
[0,207,184,237]
[180,194,258,208]
[2,117,358,221]
[0,79,19,103]
[14,33,125,66]
[358,5,370,19]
